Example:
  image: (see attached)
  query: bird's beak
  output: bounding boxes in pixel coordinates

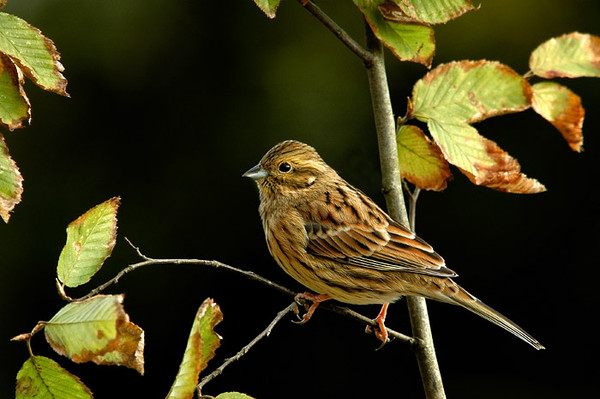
[243,164,268,180]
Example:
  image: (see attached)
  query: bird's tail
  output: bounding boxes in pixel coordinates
[419,278,545,350]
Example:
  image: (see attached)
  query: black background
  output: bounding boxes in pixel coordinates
[3,1,599,398]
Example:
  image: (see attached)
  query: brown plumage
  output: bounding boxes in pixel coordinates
[244,140,544,349]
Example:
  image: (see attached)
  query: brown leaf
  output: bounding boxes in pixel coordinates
[461,136,546,194]
[45,294,145,375]
[531,82,584,152]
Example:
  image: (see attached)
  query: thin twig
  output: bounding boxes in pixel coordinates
[299,0,374,65]
[77,238,416,346]
[196,302,297,396]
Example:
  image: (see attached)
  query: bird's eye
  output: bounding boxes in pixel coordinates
[278,162,292,173]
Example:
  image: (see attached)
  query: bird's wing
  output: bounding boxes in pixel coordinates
[303,208,456,278]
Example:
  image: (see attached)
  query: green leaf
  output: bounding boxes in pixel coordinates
[0,12,68,95]
[215,393,256,399]
[167,298,223,399]
[411,60,531,123]
[409,60,546,193]
[57,197,120,287]
[354,0,435,67]
[397,124,451,191]
[16,356,93,399]
[0,53,30,130]
[530,32,600,78]
[531,81,584,152]
[44,294,145,374]
[0,132,22,222]
[382,0,476,24]
[252,0,281,19]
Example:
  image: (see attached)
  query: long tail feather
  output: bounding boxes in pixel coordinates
[449,284,545,350]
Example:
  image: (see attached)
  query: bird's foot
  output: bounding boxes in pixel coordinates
[292,292,331,324]
[365,303,390,349]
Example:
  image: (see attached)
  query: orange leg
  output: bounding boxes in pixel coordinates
[365,303,390,347]
[293,292,331,324]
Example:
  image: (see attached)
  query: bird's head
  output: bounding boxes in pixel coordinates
[243,140,332,200]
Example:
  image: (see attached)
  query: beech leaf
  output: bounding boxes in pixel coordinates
[381,0,476,25]
[411,60,532,123]
[529,32,600,79]
[427,120,545,193]
[0,132,23,222]
[16,356,93,399]
[215,393,256,399]
[57,197,120,287]
[0,53,30,130]
[252,0,280,19]
[44,294,145,375]
[397,124,451,191]
[409,60,544,193]
[354,0,435,67]
[0,12,68,95]
[167,298,223,399]
[531,81,584,152]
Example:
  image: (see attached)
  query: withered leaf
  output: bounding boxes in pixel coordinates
[530,32,600,79]
[0,132,23,222]
[167,298,223,399]
[531,81,584,152]
[44,294,145,375]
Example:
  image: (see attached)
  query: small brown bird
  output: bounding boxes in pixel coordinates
[244,140,544,349]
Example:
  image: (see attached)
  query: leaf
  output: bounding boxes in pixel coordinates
[0,132,23,222]
[529,32,600,78]
[16,356,93,399]
[0,12,68,95]
[44,294,145,375]
[381,0,476,25]
[57,197,120,287]
[215,393,256,399]
[354,0,435,67]
[409,60,544,193]
[397,124,451,191]
[427,120,545,193]
[531,81,584,152]
[252,0,281,19]
[167,298,223,399]
[0,53,30,130]
[411,60,532,123]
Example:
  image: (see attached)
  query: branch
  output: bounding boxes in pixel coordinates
[197,302,297,396]
[299,0,374,65]
[363,24,447,399]
[78,238,416,347]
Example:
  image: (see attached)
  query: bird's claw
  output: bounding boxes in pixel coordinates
[291,292,331,325]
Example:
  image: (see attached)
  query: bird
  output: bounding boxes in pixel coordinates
[243,139,544,350]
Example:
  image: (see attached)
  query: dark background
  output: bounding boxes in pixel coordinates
[3,0,599,398]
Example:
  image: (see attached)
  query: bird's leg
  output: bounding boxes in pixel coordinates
[365,303,390,348]
[293,292,331,324]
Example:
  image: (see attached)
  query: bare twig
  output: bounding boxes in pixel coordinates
[299,0,374,65]
[196,302,297,396]
[78,238,415,346]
